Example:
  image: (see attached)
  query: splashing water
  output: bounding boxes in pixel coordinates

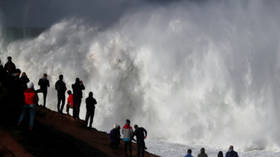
[1,0,280,153]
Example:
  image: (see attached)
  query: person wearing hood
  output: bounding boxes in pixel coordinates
[225,145,239,157]
[18,82,38,130]
[110,124,121,149]
[122,119,133,157]
[198,148,208,157]
[184,149,193,157]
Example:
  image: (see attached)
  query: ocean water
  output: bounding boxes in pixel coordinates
[1,0,280,156]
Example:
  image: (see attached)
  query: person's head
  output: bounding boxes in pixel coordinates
[67,90,72,95]
[187,149,192,154]
[27,82,34,89]
[7,56,12,61]
[21,72,26,77]
[89,91,93,97]
[15,69,21,76]
[126,119,130,125]
[229,145,234,152]
[43,73,48,78]
[75,78,80,83]
[134,124,138,130]
[200,148,205,154]
[59,74,63,80]
[218,151,223,157]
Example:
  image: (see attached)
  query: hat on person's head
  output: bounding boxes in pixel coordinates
[27,82,34,89]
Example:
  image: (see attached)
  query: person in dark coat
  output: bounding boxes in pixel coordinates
[133,125,148,157]
[55,74,67,114]
[218,151,223,157]
[38,73,50,107]
[0,59,7,83]
[85,91,97,128]
[4,56,16,75]
[72,78,85,119]
[19,72,30,90]
[198,148,208,157]
[225,145,239,157]
[110,124,121,149]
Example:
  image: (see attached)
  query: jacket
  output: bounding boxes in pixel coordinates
[122,124,133,142]
[24,88,39,105]
[67,94,74,108]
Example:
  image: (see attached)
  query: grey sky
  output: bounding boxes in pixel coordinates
[0,0,185,28]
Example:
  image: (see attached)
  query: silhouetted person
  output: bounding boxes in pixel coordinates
[8,68,25,123]
[133,125,147,157]
[110,124,121,149]
[18,82,38,131]
[4,56,16,75]
[85,91,97,128]
[184,149,193,157]
[218,151,223,157]
[198,148,208,157]
[0,59,6,83]
[122,119,133,157]
[72,78,85,119]
[38,73,49,107]
[66,90,74,116]
[19,72,30,90]
[55,74,67,114]
[226,145,239,157]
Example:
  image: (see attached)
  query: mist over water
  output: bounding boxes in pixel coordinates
[1,0,280,152]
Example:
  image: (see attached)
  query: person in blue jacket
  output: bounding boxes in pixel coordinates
[184,149,193,157]
[225,145,239,157]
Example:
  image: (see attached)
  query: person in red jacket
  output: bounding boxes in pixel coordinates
[66,90,74,116]
[18,82,38,130]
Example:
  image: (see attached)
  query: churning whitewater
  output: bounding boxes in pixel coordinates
[1,1,280,156]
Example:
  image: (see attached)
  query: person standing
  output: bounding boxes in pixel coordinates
[225,145,239,157]
[184,149,193,157]
[217,151,223,157]
[122,119,134,157]
[133,125,148,157]
[18,82,38,131]
[66,90,74,116]
[4,56,16,75]
[198,148,208,157]
[110,124,121,149]
[19,72,30,90]
[55,74,67,114]
[85,92,97,128]
[38,73,50,108]
[72,78,85,119]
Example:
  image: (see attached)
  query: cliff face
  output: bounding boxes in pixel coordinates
[0,105,158,157]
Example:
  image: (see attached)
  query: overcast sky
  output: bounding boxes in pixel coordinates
[0,0,186,28]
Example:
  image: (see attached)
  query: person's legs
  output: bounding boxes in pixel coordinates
[89,111,94,128]
[73,97,78,118]
[77,98,81,119]
[28,105,36,129]
[60,95,65,113]
[66,104,69,115]
[57,95,61,112]
[85,111,89,127]
[124,142,128,156]
[43,91,47,107]
[18,106,27,125]
[141,141,145,157]
[128,141,132,157]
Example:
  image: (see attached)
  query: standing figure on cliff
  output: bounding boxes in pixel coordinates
[38,73,50,108]
[85,91,97,128]
[4,56,16,75]
[133,125,147,157]
[20,72,30,90]
[72,78,85,119]
[18,82,38,131]
[225,145,239,157]
[66,90,74,116]
[55,74,67,114]
[122,119,134,157]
